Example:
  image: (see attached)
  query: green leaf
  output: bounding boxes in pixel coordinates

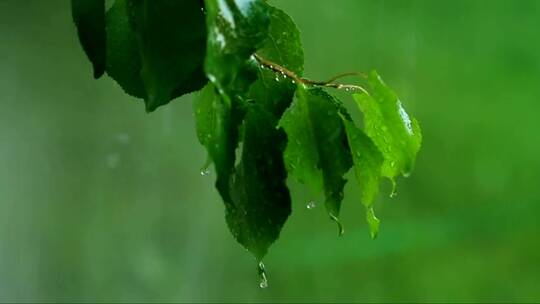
[218,4,302,259]
[203,0,270,94]
[199,0,270,228]
[194,84,239,205]
[195,86,292,261]
[105,0,146,98]
[249,5,304,116]
[257,5,303,75]
[341,117,383,238]
[228,106,291,260]
[279,86,352,233]
[126,0,207,111]
[197,0,270,201]
[353,71,422,188]
[71,0,106,78]
[198,3,299,259]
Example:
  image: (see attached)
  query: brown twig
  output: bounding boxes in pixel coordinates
[253,53,369,95]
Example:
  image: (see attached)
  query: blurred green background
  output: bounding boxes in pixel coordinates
[1,0,540,302]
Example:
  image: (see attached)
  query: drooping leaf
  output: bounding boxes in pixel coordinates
[71,0,106,78]
[227,3,304,259]
[216,4,302,259]
[194,84,239,205]
[341,117,383,238]
[354,71,422,188]
[105,0,146,98]
[198,3,299,259]
[279,86,352,232]
[126,0,207,111]
[199,0,270,208]
[228,106,291,260]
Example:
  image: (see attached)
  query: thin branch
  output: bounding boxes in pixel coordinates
[316,72,367,85]
[253,53,369,95]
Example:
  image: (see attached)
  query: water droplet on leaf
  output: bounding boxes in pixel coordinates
[306,201,316,210]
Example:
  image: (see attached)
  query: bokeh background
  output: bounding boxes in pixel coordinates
[1,0,540,302]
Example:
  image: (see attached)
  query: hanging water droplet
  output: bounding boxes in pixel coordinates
[200,168,211,176]
[306,201,316,210]
[329,213,345,236]
[275,76,279,81]
[258,262,268,289]
[389,179,397,198]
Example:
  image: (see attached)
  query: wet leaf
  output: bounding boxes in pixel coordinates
[105,0,146,98]
[194,84,239,205]
[126,0,207,111]
[71,0,106,78]
[341,117,383,238]
[72,0,424,264]
[199,3,298,259]
[279,86,352,231]
[228,106,291,260]
[203,0,270,95]
[196,0,270,213]
[354,71,422,186]
[250,5,304,116]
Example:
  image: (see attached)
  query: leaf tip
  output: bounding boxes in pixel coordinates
[93,68,105,79]
[366,207,380,239]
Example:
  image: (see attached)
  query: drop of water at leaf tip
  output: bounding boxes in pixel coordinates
[200,168,211,176]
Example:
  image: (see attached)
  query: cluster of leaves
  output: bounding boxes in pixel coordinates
[72,0,421,264]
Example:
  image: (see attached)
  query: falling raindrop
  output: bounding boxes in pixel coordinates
[116,132,130,144]
[306,201,316,210]
[106,153,120,169]
[258,262,268,289]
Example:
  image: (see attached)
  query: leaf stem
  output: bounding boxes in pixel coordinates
[253,54,369,95]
